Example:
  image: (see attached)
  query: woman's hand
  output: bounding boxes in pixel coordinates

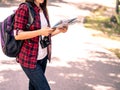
[57,24,68,33]
[40,27,54,36]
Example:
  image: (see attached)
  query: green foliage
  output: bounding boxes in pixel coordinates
[84,14,120,40]
[83,7,120,58]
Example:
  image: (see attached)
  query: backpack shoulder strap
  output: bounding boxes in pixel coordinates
[19,2,35,29]
[25,2,35,27]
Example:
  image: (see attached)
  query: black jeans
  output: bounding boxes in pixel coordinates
[21,56,50,90]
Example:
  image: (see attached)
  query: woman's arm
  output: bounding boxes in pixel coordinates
[14,27,53,40]
[15,25,68,40]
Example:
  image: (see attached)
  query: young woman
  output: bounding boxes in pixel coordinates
[13,0,68,90]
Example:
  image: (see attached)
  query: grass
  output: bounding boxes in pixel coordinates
[108,49,120,59]
[83,6,120,59]
[85,16,120,40]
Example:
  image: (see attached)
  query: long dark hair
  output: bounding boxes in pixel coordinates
[25,0,50,25]
[25,0,47,10]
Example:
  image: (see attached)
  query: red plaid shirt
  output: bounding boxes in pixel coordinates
[14,3,51,69]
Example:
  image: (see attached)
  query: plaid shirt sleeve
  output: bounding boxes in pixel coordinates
[14,3,29,35]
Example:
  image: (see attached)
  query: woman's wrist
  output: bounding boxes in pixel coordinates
[51,28,61,36]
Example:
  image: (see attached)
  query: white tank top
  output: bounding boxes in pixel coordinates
[37,11,48,60]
